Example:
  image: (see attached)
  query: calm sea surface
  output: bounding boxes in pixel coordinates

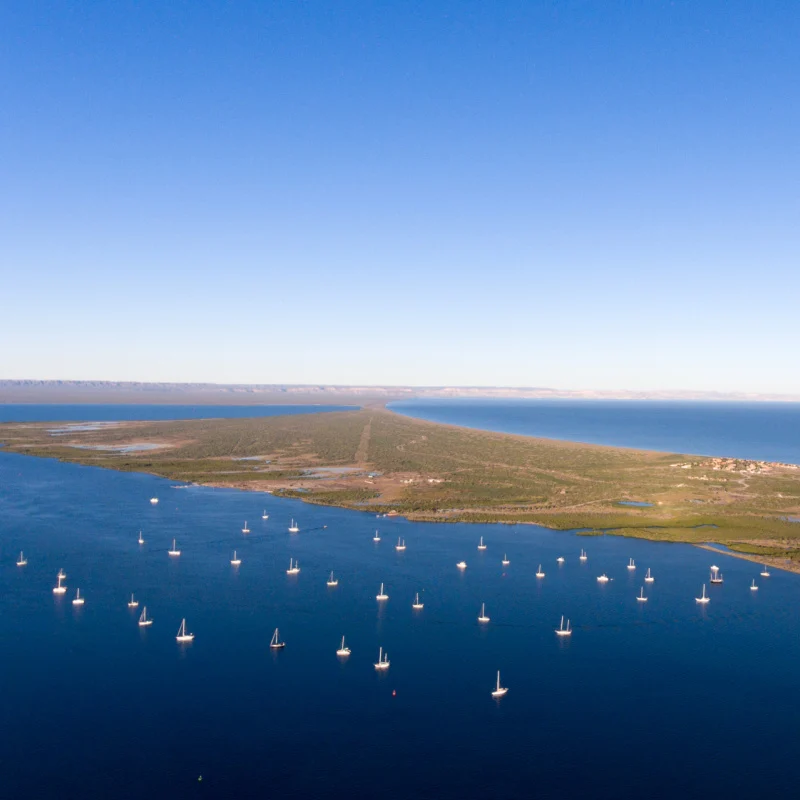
[0,403,356,423]
[2,402,800,797]
[390,399,800,464]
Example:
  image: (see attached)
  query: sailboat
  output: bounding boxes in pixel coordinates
[457,561,468,570]
[231,550,241,566]
[53,573,67,594]
[491,670,508,697]
[286,558,300,575]
[644,568,655,583]
[636,586,648,603]
[502,554,510,566]
[150,497,158,505]
[168,539,181,556]
[536,564,545,578]
[597,574,610,583]
[288,519,299,533]
[709,566,723,584]
[138,607,153,627]
[175,619,194,642]
[373,647,390,670]
[336,636,351,656]
[138,530,145,545]
[327,571,338,587]
[72,588,85,606]
[478,602,490,623]
[477,536,487,551]
[395,537,406,551]
[127,593,139,608]
[412,592,424,610]
[376,582,389,601]
[750,579,759,591]
[270,628,285,649]
[242,521,250,534]
[627,558,636,570]
[555,616,572,636]
[373,530,381,542]
[579,549,588,561]
[261,510,269,520]
[16,551,27,567]
[696,584,710,604]
[760,565,771,577]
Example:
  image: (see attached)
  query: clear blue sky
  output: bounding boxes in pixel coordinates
[1,1,798,392]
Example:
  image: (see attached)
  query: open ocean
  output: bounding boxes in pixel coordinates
[390,398,800,465]
[2,402,800,798]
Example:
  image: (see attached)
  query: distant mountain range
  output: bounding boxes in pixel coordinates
[1,380,798,404]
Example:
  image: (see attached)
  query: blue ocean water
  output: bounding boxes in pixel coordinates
[390,399,800,464]
[2,448,800,798]
[0,403,356,423]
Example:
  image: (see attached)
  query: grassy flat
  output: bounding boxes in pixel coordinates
[3,408,800,567]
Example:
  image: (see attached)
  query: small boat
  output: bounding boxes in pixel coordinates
[168,539,181,557]
[127,593,139,608]
[373,530,381,542]
[502,554,510,566]
[395,537,406,551]
[555,615,572,636]
[750,579,758,591]
[231,550,241,566]
[53,573,67,594]
[242,521,250,534]
[457,561,468,570]
[261,510,269,520]
[270,628,285,649]
[491,670,508,698]
[412,592,424,610]
[535,565,545,578]
[327,571,338,587]
[373,647,390,670]
[175,618,194,642]
[709,566,723,584]
[138,606,153,626]
[336,636,351,656]
[150,497,159,505]
[597,574,610,583]
[286,558,300,575]
[16,551,27,567]
[696,584,710,604]
[288,519,299,533]
[72,588,85,606]
[138,531,145,545]
[477,536,487,551]
[376,582,389,601]
[644,568,654,583]
[627,558,636,571]
[579,549,588,561]
[557,556,565,564]
[636,586,648,603]
[760,565,771,577]
[478,602,490,623]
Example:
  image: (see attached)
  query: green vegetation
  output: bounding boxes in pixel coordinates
[2,409,800,566]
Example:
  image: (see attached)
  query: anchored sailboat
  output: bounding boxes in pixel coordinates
[412,592,424,610]
[270,628,285,649]
[53,573,67,594]
[627,558,636,570]
[395,537,406,551]
[327,571,338,587]
[376,582,389,601]
[286,558,300,575]
[477,537,487,551]
[72,588,85,606]
[636,587,648,603]
[242,521,250,534]
[138,530,144,545]
[644,568,654,583]
[373,530,381,542]
[491,670,508,698]
[176,619,194,642]
[127,593,139,608]
[555,616,572,636]
[231,551,241,566]
[502,554,510,566]
[262,510,269,520]
[288,519,299,533]
[373,647,390,670]
[168,539,180,557]
[579,549,588,561]
[138,606,152,626]
[696,584,710,604]
[536,564,545,578]
[16,551,27,567]
[478,602,490,623]
[336,636,351,656]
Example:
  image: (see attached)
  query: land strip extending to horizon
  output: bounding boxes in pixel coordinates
[2,407,800,572]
